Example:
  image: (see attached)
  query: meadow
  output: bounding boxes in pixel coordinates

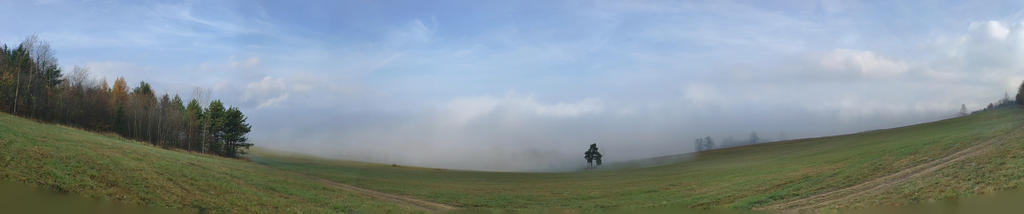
[0,113,414,213]
[3,107,1024,213]
[251,107,1024,212]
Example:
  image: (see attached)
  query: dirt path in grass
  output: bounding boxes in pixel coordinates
[312,177,456,212]
[258,164,456,212]
[758,127,1023,212]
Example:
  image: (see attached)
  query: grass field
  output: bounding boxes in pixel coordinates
[250,107,1024,212]
[3,107,1024,213]
[0,113,414,213]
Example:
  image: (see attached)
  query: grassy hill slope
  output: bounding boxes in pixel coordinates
[251,107,1024,212]
[4,107,1024,213]
[0,113,413,213]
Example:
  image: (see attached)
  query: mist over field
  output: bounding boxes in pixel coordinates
[5,0,1024,171]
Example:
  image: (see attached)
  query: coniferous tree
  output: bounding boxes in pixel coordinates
[204,100,226,154]
[185,99,204,151]
[221,107,252,157]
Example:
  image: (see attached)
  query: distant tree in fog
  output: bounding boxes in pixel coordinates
[585,145,594,167]
[1018,81,1024,105]
[694,136,714,152]
[584,143,602,168]
[749,132,759,144]
[960,104,967,116]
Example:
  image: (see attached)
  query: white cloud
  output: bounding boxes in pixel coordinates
[818,49,909,78]
[968,20,1010,40]
[386,18,436,46]
[256,93,289,109]
[243,76,289,109]
[149,3,260,37]
[681,84,723,106]
[230,57,261,70]
[440,92,604,126]
[701,20,1024,125]
[949,20,1024,71]
[83,61,155,83]
[406,18,434,42]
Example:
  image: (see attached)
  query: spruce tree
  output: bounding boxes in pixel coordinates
[221,107,252,157]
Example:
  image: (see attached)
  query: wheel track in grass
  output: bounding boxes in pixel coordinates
[258,164,457,212]
[312,176,456,212]
[758,126,1024,212]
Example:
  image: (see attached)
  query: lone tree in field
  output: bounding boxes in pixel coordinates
[584,143,603,168]
[584,146,594,167]
[960,104,968,116]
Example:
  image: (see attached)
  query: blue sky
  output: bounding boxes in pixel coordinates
[3,0,1024,171]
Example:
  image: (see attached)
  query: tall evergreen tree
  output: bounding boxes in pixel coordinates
[204,100,226,154]
[185,99,204,151]
[221,107,252,157]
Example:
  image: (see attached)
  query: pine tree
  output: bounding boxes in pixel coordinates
[221,107,252,157]
[204,100,226,155]
[185,99,204,151]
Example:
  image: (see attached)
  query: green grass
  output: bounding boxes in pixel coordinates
[4,107,1024,213]
[250,107,1024,212]
[0,113,414,213]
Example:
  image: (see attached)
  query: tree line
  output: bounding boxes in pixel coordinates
[694,132,767,152]
[0,36,252,158]
[973,83,1024,114]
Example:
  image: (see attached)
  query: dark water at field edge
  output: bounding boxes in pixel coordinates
[5,180,1024,214]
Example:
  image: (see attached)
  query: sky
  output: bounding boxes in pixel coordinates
[2,0,1024,171]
